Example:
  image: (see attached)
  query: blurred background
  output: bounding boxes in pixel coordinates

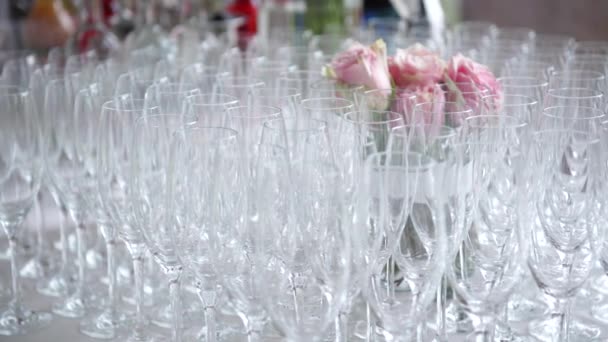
[0,0,606,54]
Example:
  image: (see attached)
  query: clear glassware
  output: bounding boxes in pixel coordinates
[526,129,604,342]
[0,85,52,335]
[253,123,352,342]
[497,76,549,103]
[481,94,538,126]
[144,82,201,115]
[172,126,244,342]
[553,69,606,92]
[44,76,99,318]
[184,93,240,126]
[179,63,227,94]
[308,79,363,102]
[217,75,265,105]
[362,150,447,342]
[97,99,165,342]
[300,97,355,136]
[278,70,324,98]
[331,110,405,341]
[77,87,130,339]
[544,87,605,109]
[250,87,302,117]
[447,115,529,342]
[131,113,196,342]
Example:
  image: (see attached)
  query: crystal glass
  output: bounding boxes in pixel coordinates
[217,75,265,105]
[77,87,129,339]
[300,97,355,136]
[131,113,196,342]
[250,87,302,117]
[497,76,549,103]
[548,70,606,90]
[45,77,99,318]
[448,115,528,342]
[362,150,447,341]
[527,129,603,342]
[184,93,240,126]
[481,94,538,126]
[172,126,242,342]
[34,74,75,298]
[253,131,351,342]
[98,99,164,342]
[544,87,605,109]
[0,86,52,335]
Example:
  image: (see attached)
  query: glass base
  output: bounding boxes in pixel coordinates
[19,257,47,279]
[119,329,168,342]
[0,307,53,335]
[529,316,601,342]
[508,295,549,322]
[79,309,131,339]
[591,302,608,323]
[52,291,100,318]
[592,275,608,296]
[36,272,74,297]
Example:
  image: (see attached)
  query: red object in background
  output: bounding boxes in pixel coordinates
[102,0,115,25]
[227,0,258,48]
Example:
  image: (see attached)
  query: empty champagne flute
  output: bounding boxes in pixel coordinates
[0,86,52,335]
[98,100,165,342]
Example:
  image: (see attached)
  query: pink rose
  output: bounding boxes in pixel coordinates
[388,44,446,89]
[446,54,502,111]
[323,39,392,91]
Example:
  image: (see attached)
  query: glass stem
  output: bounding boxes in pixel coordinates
[246,319,265,342]
[335,310,349,342]
[9,233,23,316]
[557,298,572,342]
[472,314,495,342]
[366,302,373,342]
[59,205,69,272]
[130,247,146,340]
[435,277,446,341]
[75,222,86,298]
[35,192,44,261]
[168,268,183,342]
[105,238,117,316]
[196,282,217,342]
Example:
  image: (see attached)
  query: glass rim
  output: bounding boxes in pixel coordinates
[0,84,27,96]
[464,114,528,129]
[179,125,239,141]
[146,82,200,94]
[497,76,549,87]
[532,129,600,144]
[391,124,457,139]
[308,79,364,90]
[343,111,403,125]
[253,87,302,98]
[365,150,437,170]
[263,116,328,133]
[226,105,282,119]
[550,69,606,80]
[546,87,604,99]
[301,97,354,111]
[542,106,606,120]
[187,93,239,106]
[101,98,149,112]
[414,101,474,115]
[483,93,538,106]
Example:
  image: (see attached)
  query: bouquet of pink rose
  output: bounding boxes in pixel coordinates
[322,39,502,125]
